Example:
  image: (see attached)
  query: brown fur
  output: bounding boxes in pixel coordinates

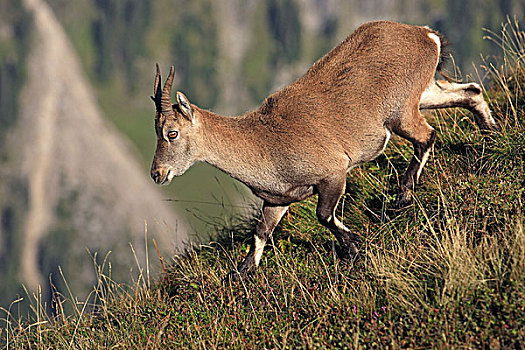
[150,21,497,277]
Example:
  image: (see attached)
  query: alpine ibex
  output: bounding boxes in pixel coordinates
[150,21,497,277]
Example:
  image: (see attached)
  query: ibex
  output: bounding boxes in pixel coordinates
[150,21,497,277]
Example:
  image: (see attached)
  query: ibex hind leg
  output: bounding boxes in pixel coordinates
[420,80,498,132]
[228,203,288,281]
[390,108,436,208]
[316,177,359,260]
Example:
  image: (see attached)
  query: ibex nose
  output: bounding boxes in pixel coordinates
[151,168,172,185]
[151,169,162,184]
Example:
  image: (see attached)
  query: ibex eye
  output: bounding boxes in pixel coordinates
[167,130,179,140]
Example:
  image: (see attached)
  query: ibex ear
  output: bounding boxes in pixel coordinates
[176,91,195,124]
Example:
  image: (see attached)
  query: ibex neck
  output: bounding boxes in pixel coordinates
[198,107,261,185]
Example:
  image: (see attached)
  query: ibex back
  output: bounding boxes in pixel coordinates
[150,21,497,277]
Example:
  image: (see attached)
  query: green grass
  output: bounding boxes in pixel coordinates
[2,21,525,349]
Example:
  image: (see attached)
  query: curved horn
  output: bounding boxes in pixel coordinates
[161,66,175,113]
[151,63,162,111]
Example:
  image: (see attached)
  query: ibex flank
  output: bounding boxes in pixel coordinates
[150,21,497,277]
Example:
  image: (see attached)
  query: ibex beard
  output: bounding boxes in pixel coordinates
[150,21,497,278]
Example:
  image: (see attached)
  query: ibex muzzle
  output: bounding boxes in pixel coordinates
[150,21,497,278]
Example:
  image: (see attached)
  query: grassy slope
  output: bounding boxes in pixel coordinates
[2,25,525,349]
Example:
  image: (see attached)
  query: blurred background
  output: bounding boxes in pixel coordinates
[0,0,523,313]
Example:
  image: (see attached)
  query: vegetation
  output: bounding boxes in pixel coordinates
[0,0,32,145]
[2,19,524,349]
[0,0,33,311]
[171,0,219,109]
[92,0,152,89]
[242,0,303,101]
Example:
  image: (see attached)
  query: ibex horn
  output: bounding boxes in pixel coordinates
[161,66,175,114]
[152,63,162,109]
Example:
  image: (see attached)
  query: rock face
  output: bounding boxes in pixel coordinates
[0,0,189,305]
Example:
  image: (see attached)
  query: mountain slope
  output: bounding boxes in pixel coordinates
[3,18,524,347]
[0,0,189,306]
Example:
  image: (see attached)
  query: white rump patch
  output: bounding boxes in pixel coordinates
[254,236,266,266]
[427,32,441,66]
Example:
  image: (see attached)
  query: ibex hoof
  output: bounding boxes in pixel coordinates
[395,190,413,209]
[224,270,245,283]
[224,261,256,283]
[337,242,360,261]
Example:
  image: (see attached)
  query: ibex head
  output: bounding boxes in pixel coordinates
[150,64,200,185]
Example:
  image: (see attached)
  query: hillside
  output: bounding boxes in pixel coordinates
[2,19,524,349]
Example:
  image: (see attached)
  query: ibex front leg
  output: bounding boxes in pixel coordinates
[316,176,359,259]
[233,203,289,278]
[392,107,437,208]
